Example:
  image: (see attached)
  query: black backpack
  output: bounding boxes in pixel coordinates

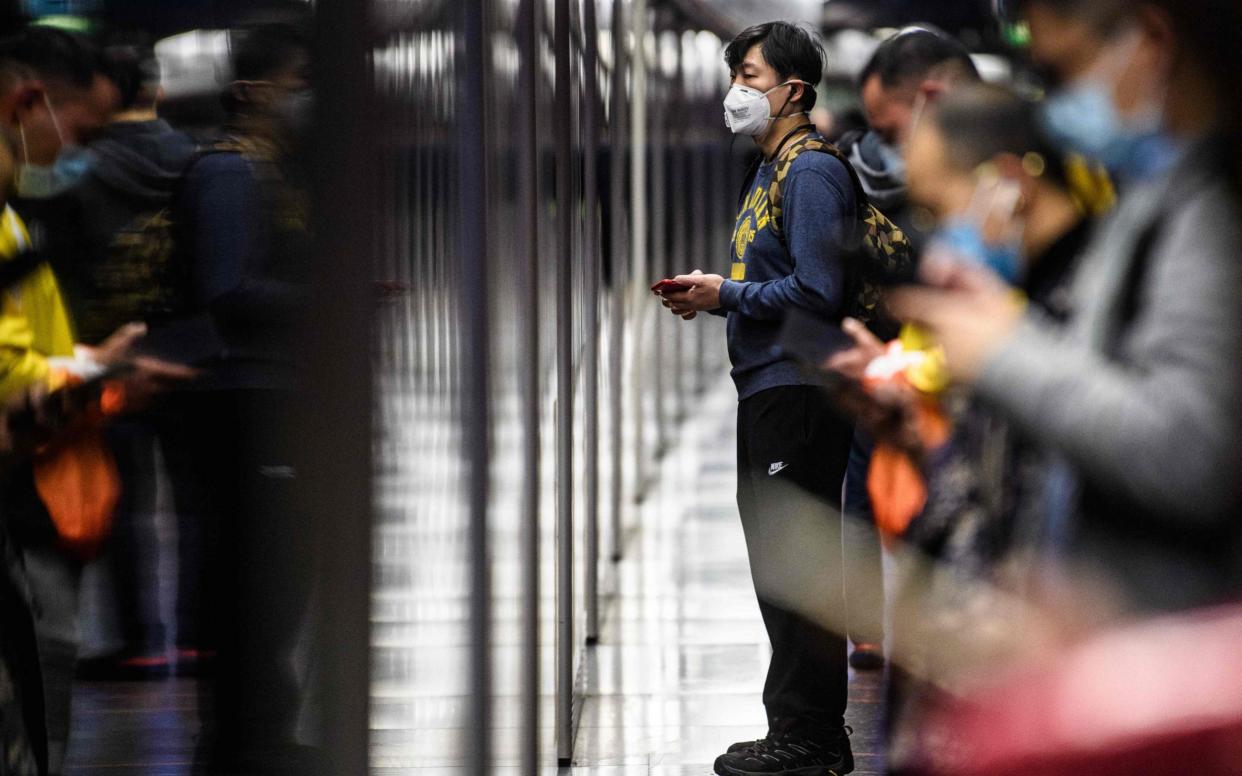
[762,129,916,328]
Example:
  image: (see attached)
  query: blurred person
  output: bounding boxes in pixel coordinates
[0,62,53,762]
[0,45,104,775]
[1,26,118,261]
[847,25,979,245]
[0,476,45,776]
[888,0,1242,621]
[835,25,980,672]
[658,21,859,775]
[48,28,198,681]
[0,41,190,773]
[827,83,1103,771]
[915,602,1242,775]
[169,22,314,773]
[0,340,191,776]
[855,26,978,150]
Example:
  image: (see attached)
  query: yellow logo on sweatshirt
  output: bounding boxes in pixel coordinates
[733,182,771,264]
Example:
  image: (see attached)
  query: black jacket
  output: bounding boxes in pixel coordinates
[14,120,197,345]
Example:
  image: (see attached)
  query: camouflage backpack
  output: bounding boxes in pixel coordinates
[767,131,914,328]
[78,204,183,345]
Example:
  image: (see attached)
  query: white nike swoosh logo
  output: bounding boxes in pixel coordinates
[768,462,790,476]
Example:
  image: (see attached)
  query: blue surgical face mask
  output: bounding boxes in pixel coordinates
[16,94,93,199]
[1040,34,1181,181]
[875,139,907,180]
[276,88,314,134]
[930,221,1022,284]
[17,146,92,200]
[929,175,1025,283]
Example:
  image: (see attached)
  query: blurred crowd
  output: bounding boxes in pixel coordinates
[3,0,1242,773]
[655,1,1242,774]
[0,10,314,776]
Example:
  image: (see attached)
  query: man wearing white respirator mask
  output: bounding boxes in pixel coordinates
[659,21,860,776]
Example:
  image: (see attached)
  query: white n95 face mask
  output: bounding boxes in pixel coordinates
[723,80,807,137]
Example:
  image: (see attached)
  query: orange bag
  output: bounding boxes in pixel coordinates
[859,330,956,543]
[33,422,120,560]
[866,395,952,544]
[868,442,928,541]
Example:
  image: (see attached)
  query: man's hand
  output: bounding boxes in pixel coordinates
[825,317,885,381]
[659,270,725,320]
[83,321,199,411]
[92,322,148,366]
[886,257,1025,383]
[120,357,199,410]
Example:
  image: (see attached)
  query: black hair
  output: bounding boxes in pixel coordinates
[857,25,978,91]
[929,82,1069,190]
[99,28,158,111]
[1006,0,1131,35]
[223,23,309,116]
[232,23,309,84]
[0,25,101,92]
[724,22,824,111]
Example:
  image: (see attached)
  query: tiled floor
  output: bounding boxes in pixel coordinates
[565,379,885,773]
[63,374,885,773]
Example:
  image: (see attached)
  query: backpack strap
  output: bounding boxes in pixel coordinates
[1106,214,1164,359]
[768,134,871,241]
[737,124,819,212]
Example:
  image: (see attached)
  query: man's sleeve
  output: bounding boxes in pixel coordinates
[717,154,854,321]
[0,310,50,401]
[186,155,300,324]
[976,187,1242,526]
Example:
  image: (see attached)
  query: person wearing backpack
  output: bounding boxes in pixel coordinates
[169,21,314,773]
[35,29,198,683]
[0,46,196,773]
[659,21,901,776]
[890,0,1242,616]
[829,26,981,673]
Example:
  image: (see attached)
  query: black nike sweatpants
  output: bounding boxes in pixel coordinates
[736,384,853,738]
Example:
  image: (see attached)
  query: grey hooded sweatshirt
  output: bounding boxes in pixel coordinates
[975,138,1242,614]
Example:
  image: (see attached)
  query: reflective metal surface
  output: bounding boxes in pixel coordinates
[369,0,737,768]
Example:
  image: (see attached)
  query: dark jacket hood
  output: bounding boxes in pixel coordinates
[836,129,908,212]
[88,120,196,205]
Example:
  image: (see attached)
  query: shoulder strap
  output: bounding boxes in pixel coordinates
[737,154,762,211]
[1107,215,1163,359]
[768,135,870,238]
[737,124,816,212]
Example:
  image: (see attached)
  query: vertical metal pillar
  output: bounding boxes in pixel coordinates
[649,50,667,459]
[693,143,709,395]
[628,0,648,505]
[308,0,374,773]
[608,0,628,562]
[553,0,575,764]
[583,0,602,645]
[517,0,542,771]
[669,35,687,420]
[459,1,494,773]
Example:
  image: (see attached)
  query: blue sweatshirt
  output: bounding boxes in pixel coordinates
[718,141,856,400]
[176,151,306,390]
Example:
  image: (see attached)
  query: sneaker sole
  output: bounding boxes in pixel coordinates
[714,766,853,776]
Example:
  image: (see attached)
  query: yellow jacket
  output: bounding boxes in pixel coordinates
[0,205,76,402]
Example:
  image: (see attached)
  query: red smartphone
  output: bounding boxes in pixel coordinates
[651,279,692,295]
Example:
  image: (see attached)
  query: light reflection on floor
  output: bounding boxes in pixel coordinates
[370,376,886,773]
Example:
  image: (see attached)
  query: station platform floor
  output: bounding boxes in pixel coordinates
[562,379,886,773]
[62,377,886,774]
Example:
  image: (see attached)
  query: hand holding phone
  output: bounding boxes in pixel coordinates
[651,279,692,296]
